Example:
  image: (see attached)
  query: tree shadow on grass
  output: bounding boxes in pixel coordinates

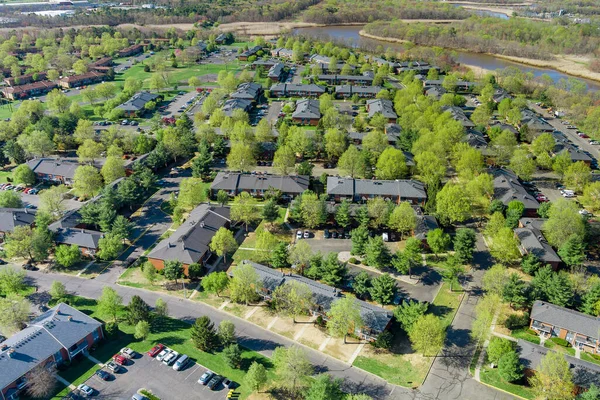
[156,335,187,347]
[152,316,190,334]
[237,336,282,354]
[239,352,274,372]
[429,305,452,321]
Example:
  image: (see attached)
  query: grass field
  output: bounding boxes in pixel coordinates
[430,282,464,326]
[480,367,535,399]
[49,295,276,399]
[510,328,541,345]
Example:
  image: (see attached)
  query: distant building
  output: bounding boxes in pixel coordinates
[270,48,298,60]
[292,99,320,126]
[238,261,393,341]
[555,141,593,165]
[366,99,397,122]
[211,172,309,200]
[335,85,382,99]
[442,106,475,128]
[117,44,144,57]
[492,88,512,103]
[514,225,561,270]
[238,45,263,61]
[88,57,113,73]
[3,71,47,87]
[222,98,253,117]
[520,109,554,132]
[252,59,280,70]
[270,83,326,98]
[117,91,161,117]
[230,82,263,102]
[0,303,103,400]
[423,79,478,92]
[326,177,427,205]
[147,204,230,274]
[0,208,36,237]
[317,74,374,86]
[267,63,285,82]
[52,227,104,257]
[491,168,540,216]
[425,86,446,100]
[59,71,106,89]
[26,158,97,185]
[1,80,57,100]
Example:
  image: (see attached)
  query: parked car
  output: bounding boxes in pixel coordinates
[131,394,149,400]
[173,354,189,371]
[296,230,303,240]
[156,348,171,361]
[95,369,111,381]
[323,229,330,239]
[331,231,338,239]
[163,350,179,366]
[113,354,128,365]
[198,370,214,385]
[28,189,38,195]
[0,259,7,265]
[222,378,233,388]
[148,343,164,357]
[207,374,223,390]
[590,140,600,145]
[121,347,136,358]
[106,361,121,372]
[303,230,310,239]
[77,384,94,397]
[579,209,592,216]
[22,263,36,271]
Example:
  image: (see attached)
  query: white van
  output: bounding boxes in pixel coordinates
[173,354,189,371]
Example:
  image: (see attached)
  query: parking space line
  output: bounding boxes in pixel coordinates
[185,364,201,380]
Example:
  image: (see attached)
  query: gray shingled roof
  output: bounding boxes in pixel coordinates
[0,208,36,233]
[53,227,104,250]
[518,339,600,389]
[211,172,309,195]
[240,45,262,57]
[441,105,475,128]
[366,99,397,119]
[239,261,393,334]
[463,129,488,149]
[317,74,374,84]
[519,217,545,231]
[270,83,326,95]
[222,98,252,116]
[514,227,561,264]
[425,86,446,100]
[521,109,554,132]
[555,141,593,163]
[336,85,383,96]
[0,303,101,390]
[292,99,320,120]
[26,158,81,181]
[117,91,160,112]
[326,177,427,201]
[267,63,284,79]
[231,82,262,101]
[147,204,230,265]
[531,301,600,339]
[491,168,540,210]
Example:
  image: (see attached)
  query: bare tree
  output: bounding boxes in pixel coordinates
[26,363,57,399]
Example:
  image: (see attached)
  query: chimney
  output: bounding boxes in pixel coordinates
[67,316,72,321]
[8,348,15,358]
[0,344,8,351]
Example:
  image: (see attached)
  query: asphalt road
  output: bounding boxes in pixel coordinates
[114,53,152,73]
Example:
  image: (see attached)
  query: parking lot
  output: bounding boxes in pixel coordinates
[114,53,151,73]
[0,184,81,211]
[266,101,282,123]
[72,350,231,400]
[162,91,202,118]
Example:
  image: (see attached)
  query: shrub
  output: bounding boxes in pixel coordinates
[348,257,360,264]
[504,313,529,330]
[551,337,570,347]
[140,389,161,400]
[527,329,538,336]
[372,331,393,350]
[104,322,118,338]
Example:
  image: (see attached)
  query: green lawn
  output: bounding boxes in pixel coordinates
[49,295,276,399]
[480,367,535,399]
[581,352,600,366]
[430,283,464,326]
[511,329,541,345]
[353,352,428,388]
[544,339,576,357]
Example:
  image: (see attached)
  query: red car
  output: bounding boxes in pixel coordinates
[147,344,165,358]
[113,354,127,365]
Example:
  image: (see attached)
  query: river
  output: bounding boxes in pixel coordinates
[292,25,600,91]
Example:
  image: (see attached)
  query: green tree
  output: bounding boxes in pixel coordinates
[143,262,157,285]
[502,273,528,309]
[553,151,573,179]
[218,320,236,345]
[273,145,296,175]
[97,287,122,323]
[558,234,586,268]
[12,164,35,185]
[530,351,574,400]
[487,337,515,365]
[101,156,125,184]
[442,256,465,291]
[73,165,103,199]
[163,260,184,285]
[97,233,123,260]
[352,271,371,300]
[271,242,289,271]
[245,362,268,393]
[427,229,451,259]
[509,149,536,180]
[321,253,347,287]
[409,314,446,356]
[351,226,369,256]
[229,262,261,305]
[209,227,237,263]
[498,351,524,382]
[338,145,366,178]
[177,178,208,211]
[48,281,66,301]
[335,200,351,228]
[39,185,69,218]
[369,273,397,305]
[0,294,31,334]
[261,199,280,225]
[564,161,591,192]
[0,267,25,295]
[223,344,242,368]
[521,253,541,275]
[201,272,229,297]
[216,190,229,206]
[231,192,260,231]
[394,300,428,333]
[436,183,471,225]
[387,202,416,239]
[126,295,150,325]
[327,295,363,342]
[543,199,585,247]
[227,142,256,172]
[77,139,104,164]
[0,190,23,208]
[364,236,390,269]
[490,227,521,265]
[306,374,344,400]
[54,244,81,268]
[272,280,313,323]
[375,147,407,179]
[324,128,348,160]
[272,346,313,394]
[134,320,150,340]
[300,191,326,229]
[155,298,168,318]
[578,384,600,400]
[191,316,219,352]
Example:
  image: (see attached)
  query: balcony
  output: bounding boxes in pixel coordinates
[69,342,88,358]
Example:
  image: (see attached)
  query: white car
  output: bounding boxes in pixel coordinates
[296,230,303,240]
[579,209,592,216]
[163,350,179,366]
[77,384,94,397]
[156,348,171,361]
[121,347,136,358]
[303,230,310,239]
